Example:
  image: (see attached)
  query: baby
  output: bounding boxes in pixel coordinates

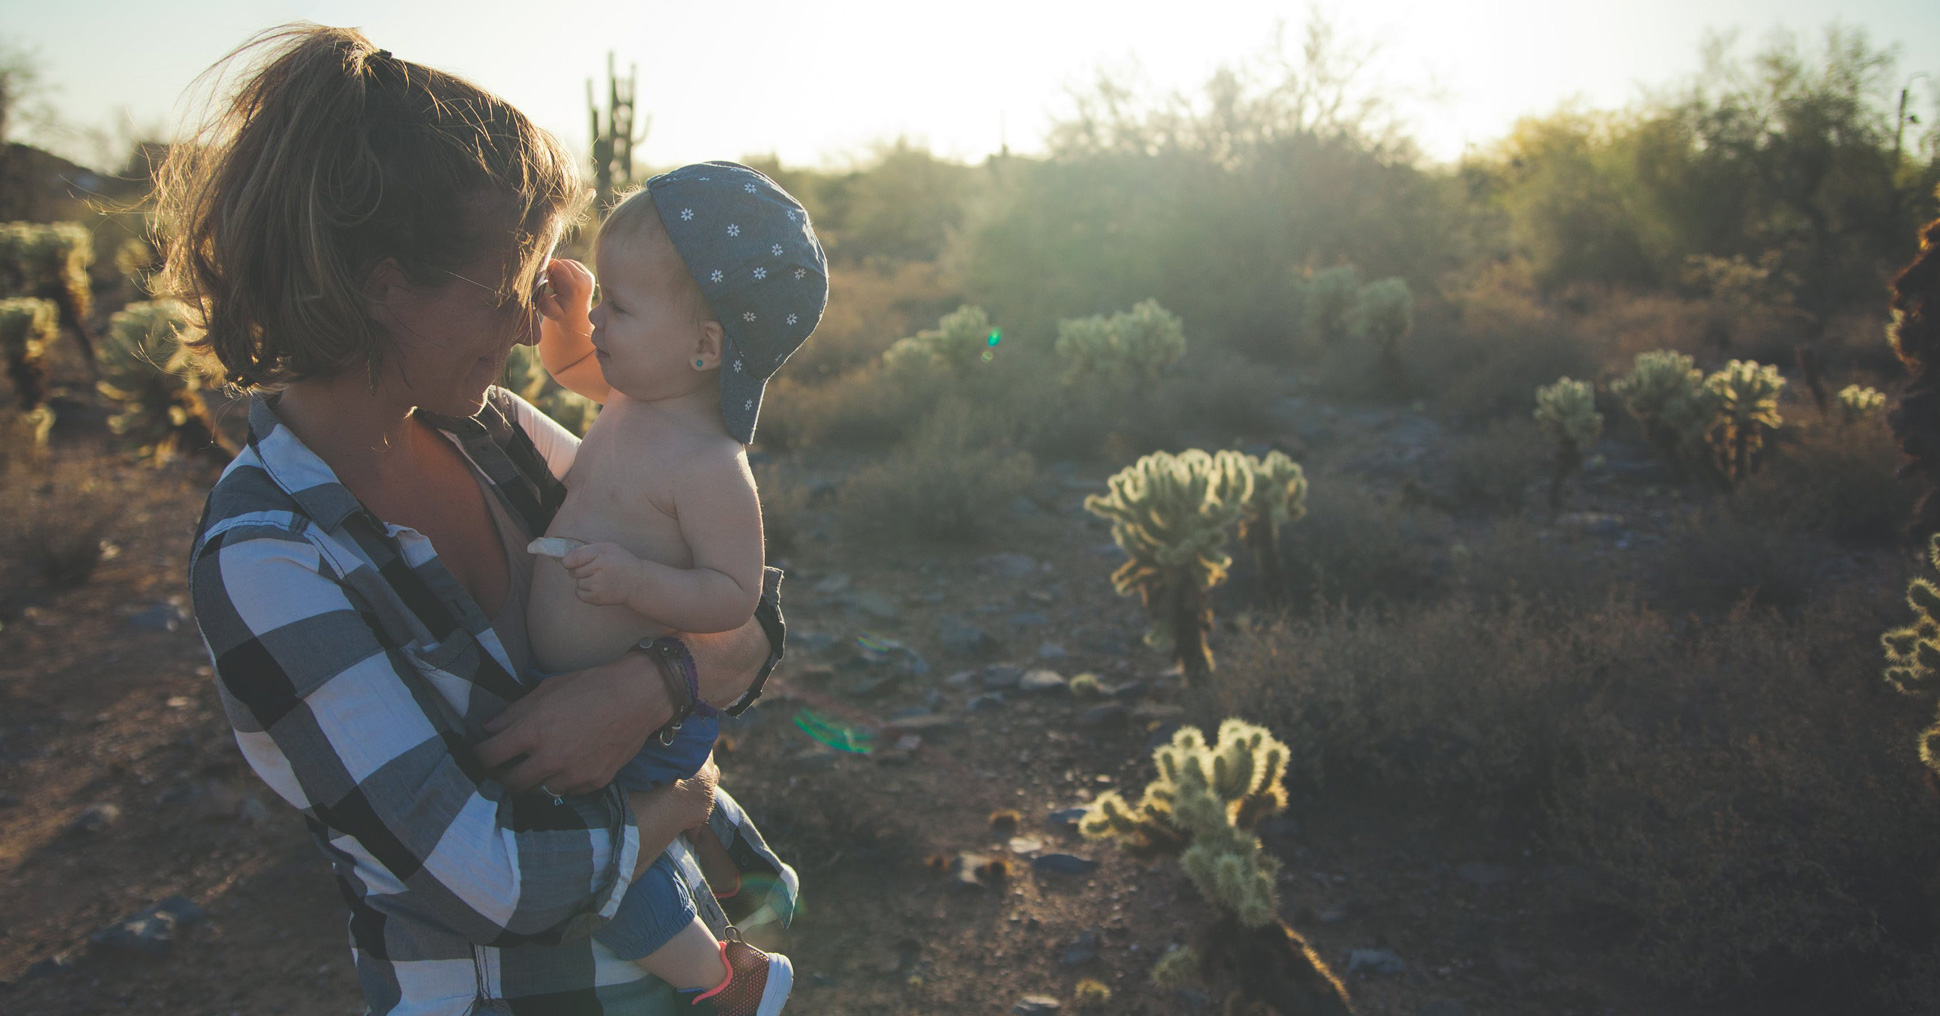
[528,162,826,1016]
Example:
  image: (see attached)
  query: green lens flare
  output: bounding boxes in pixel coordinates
[793,708,874,754]
[987,329,1001,346]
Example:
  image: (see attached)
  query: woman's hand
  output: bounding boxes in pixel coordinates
[476,652,673,795]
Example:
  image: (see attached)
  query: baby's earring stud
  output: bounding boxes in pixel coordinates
[695,358,706,367]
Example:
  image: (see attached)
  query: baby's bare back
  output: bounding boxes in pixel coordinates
[527,398,742,673]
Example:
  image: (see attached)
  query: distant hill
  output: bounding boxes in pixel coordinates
[0,142,148,223]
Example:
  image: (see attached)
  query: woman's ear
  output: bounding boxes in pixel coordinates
[692,320,725,371]
[363,258,407,319]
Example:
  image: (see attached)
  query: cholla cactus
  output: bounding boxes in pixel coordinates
[1054,299,1186,386]
[1702,359,1785,486]
[1237,451,1307,601]
[1882,535,1940,774]
[0,296,59,410]
[883,304,999,374]
[1081,720,1290,926]
[1298,265,1361,346]
[1837,384,1886,426]
[1611,350,1714,465]
[0,222,98,365]
[1084,449,1252,684]
[97,300,232,462]
[501,344,599,436]
[1533,378,1602,511]
[1352,277,1413,384]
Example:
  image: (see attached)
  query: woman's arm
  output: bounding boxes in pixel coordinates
[190,523,638,945]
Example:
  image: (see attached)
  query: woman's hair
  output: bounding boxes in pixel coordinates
[596,187,713,327]
[155,24,587,389]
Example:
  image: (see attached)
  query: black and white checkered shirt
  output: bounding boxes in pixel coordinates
[190,390,795,1015]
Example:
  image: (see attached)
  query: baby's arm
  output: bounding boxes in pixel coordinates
[559,445,764,634]
[537,259,613,404]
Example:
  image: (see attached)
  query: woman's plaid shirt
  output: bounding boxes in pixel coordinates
[189,390,794,1015]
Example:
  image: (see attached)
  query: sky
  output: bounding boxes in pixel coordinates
[4,0,1938,173]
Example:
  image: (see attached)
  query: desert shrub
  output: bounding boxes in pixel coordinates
[1731,416,1914,545]
[1411,265,1599,421]
[1444,417,1546,513]
[1297,265,1361,348]
[752,457,816,558]
[756,358,946,452]
[1277,477,1450,609]
[500,344,598,436]
[834,401,1033,543]
[1452,518,1631,609]
[789,260,957,380]
[1648,506,1816,611]
[1213,590,1940,1004]
[1,456,113,592]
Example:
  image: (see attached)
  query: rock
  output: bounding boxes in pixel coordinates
[66,803,122,834]
[1077,703,1128,728]
[1062,928,1101,966]
[791,630,838,655]
[1315,904,1351,924]
[979,553,1040,579]
[1018,669,1067,695]
[853,591,899,620]
[1345,948,1405,977]
[943,669,978,687]
[1555,511,1625,538]
[89,896,207,956]
[1046,807,1088,833]
[1109,680,1148,701]
[189,781,245,821]
[1031,853,1098,876]
[951,852,995,890]
[1009,496,1047,518]
[1008,836,1043,853]
[1012,995,1061,1014]
[237,794,273,825]
[1416,1001,1469,1016]
[810,572,851,594]
[1036,643,1067,660]
[1176,988,1212,1012]
[853,635,927,674]
[1456,862,1510,888]
[938,615,999,659]
[0,791,20,808]
[980,666,1023,689]
[1007,611,1050,628]
[1145,720,1184,752]
[125,603,182,633]
[882,712,963,734]
[967,694,1009,713]
[23,953,78,979]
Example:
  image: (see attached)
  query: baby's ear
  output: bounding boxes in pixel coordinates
[694,320,725,370]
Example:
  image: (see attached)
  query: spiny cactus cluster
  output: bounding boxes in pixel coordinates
[1054,299,1186,386]
[0,296,60,411]
[1080,719,1290,928]
[1703,359,1786,486]
[502,344,599,436]
[0,221,98,364]
[1533,377,1603,510]
[98,300,230,462]
[1085,449,1254,684]
[1353,276,1413,384]
[1837,384,1886,426]
[1237,451,1307,601]
[1611,350,1711,460]
[883,304,1000,374]
[1882,534,1940,774]
[1297,265,1361,346]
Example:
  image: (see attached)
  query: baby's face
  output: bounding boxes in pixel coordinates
[587,234,711,400]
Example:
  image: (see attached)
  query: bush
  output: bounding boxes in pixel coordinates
[834,402,1034,543]
[1277,478,1450,609]
[1211,590,1940,1004]
[756,359,947,452]
[1444,417,1546,514]
[1647,506,1816,612]
[1,456,114,593]
[1731,416,1914,545]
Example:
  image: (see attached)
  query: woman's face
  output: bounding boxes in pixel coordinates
[372,245,548,417]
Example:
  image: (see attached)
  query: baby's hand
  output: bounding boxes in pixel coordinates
[561,541,642,607]
[538,258,595,344]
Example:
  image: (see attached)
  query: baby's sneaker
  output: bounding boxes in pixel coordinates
[679,937,792,1016]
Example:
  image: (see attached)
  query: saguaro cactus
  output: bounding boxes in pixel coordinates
[1081,720,1354,1014]
[1702,359,1785,487]
[0,222,98,366]
[1054,299,1186,386]
[1611,350,1712,463]
[884,304,1000,374]
[1881,534,1940,775]
[1237,451,1307,602]
[0,296,59,410]
[588,53,645,211]
[1084,449,1252,685]
[97,300,233,463]
[1533,378,1603,511]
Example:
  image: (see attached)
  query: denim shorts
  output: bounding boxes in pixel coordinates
[614,715,718,791]
[594,850,698,960]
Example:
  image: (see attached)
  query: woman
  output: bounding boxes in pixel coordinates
[164,25,795,1016]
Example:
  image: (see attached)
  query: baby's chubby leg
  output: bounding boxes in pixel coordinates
[634,917,728,989]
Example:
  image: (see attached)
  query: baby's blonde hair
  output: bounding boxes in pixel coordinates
[596,188,713,327]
